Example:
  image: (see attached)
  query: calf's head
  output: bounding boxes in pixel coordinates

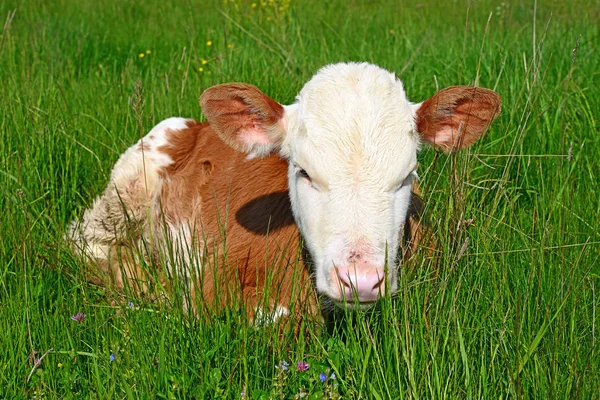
[201,62,500,307]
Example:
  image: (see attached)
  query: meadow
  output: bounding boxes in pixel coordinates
[1,0,599,398]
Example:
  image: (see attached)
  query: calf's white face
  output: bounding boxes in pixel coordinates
[201,62,501,306]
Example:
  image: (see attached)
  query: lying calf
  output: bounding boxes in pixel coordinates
[68,62,500,321]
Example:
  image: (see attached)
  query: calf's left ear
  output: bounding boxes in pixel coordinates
[415,86,501,152]
[200,83,288,158]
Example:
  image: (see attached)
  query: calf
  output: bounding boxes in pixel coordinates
[68,62,500,320]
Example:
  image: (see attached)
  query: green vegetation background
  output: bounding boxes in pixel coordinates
[0,0,598,398]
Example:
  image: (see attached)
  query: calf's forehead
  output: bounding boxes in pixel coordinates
[289,63,420,183]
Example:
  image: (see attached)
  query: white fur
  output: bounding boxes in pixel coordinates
[163,223,198,278]
[69,117,194,267]
[254,305,290,326]
[277,63,421,302]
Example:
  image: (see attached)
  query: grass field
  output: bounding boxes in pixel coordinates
[1,0,599,398]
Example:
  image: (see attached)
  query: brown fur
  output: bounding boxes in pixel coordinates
[159,121,316,320]
[416,86,501,151]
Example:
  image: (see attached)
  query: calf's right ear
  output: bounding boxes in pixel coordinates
[200,83,288,158]
[414,86,501,152]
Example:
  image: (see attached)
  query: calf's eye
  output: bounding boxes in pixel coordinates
[298,168,311,180]
[294,164,318,190]
[295,166,314,188]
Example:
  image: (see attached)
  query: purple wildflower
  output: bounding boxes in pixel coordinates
[110,353,115,362]
[70,312,86,324]
[296,361,309,372]
[275,360,289,371]
[330,373,336,380]
[320,372,327,382]
[128,301,134,308]
[240,388,246,397]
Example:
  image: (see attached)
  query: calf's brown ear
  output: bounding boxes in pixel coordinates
[415,86,501,152]
[200,83,287,157]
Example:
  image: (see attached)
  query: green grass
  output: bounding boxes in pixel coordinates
[1,0,599,398]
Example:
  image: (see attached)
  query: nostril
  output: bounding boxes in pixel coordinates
[335,267,386,298]
[372,275,385,290]
[335,268,352,288]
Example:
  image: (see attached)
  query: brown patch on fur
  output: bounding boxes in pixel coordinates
[200,83,285,152]
[155,121,319,320]
[157,121,214,226]
[416,86,501,152]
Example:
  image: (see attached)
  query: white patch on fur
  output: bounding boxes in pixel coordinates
[68,118,195,268]
[138,117,190,168]
[66,220,111,260]
[164,223,200,278]
[254,305,290,326]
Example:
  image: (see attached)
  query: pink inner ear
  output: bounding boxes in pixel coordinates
[239,127,273,147]
[433,120,469,148]
[200,83,286,155]
[434,125,458,146]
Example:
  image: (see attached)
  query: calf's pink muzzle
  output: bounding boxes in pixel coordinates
[331,266,386,303]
